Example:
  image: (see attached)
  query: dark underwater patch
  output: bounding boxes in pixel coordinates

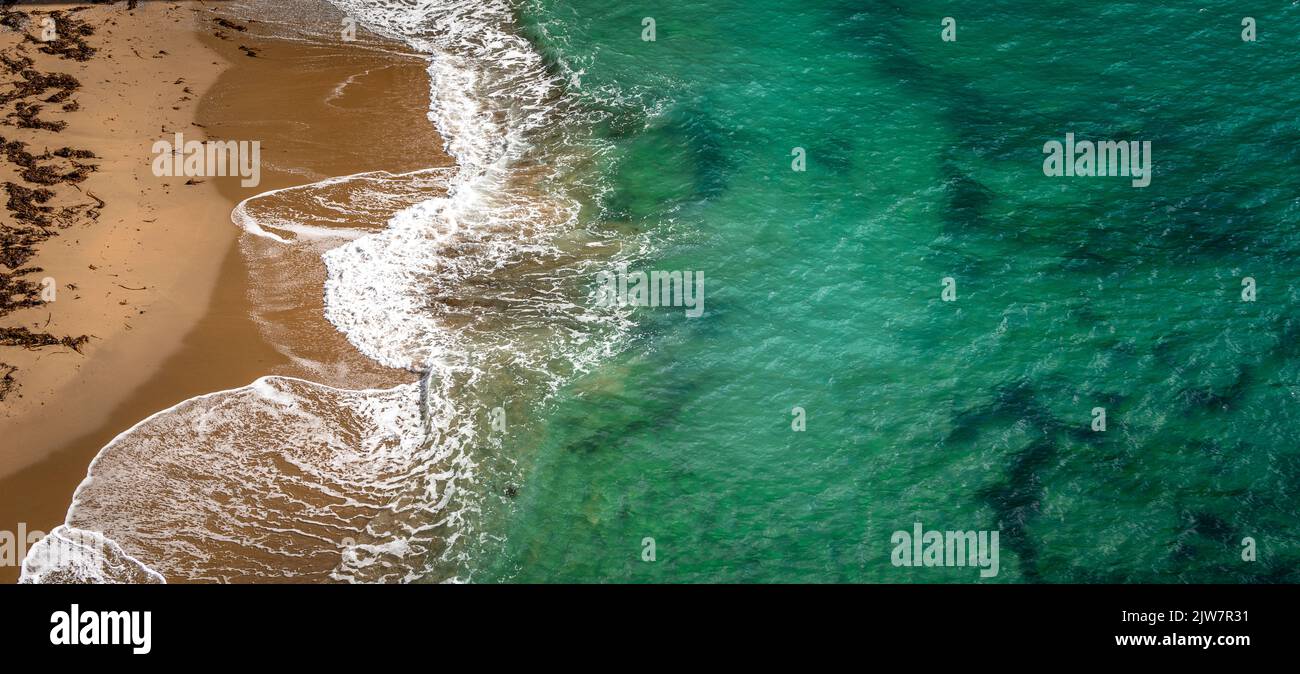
[599,103,733,223]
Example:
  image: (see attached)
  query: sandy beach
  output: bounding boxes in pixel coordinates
[0,0,450,583]
[0,2,234,477]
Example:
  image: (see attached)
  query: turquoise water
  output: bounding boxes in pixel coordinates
[468,1,1300,582]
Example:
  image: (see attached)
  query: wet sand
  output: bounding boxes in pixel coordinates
[0,1,451,582]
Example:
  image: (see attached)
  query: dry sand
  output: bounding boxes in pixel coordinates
[0,0,451,582]
[0,3,234,474]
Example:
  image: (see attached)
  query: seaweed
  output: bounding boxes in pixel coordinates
[0,265,46,311]
[0,136,98,184]
[0,4,107,393]
[0,326,88,352]
[10,100,66,131]
[215,18,248,33]
[28,11,96,62]
[3,180,53,226]
[0,62,80,106]
[0,362,16,401]
[0,8,28,34]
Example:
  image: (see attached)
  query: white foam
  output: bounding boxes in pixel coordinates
[308,0,581,372]
[23,376,475,583]
[232,168,454,243]
[26,0,633,584]
[20,526,165,584]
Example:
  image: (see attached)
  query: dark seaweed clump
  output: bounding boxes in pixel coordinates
[0,6,103,395]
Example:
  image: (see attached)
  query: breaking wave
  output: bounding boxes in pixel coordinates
[23,0,631,583]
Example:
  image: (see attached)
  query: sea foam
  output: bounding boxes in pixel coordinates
[23,0,625,584]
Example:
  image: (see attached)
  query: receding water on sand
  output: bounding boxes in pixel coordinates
[26,0,633,583]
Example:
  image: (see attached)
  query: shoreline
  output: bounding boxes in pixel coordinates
[1,0,452,583]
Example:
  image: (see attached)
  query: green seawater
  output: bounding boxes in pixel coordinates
[474,1,1300,582]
